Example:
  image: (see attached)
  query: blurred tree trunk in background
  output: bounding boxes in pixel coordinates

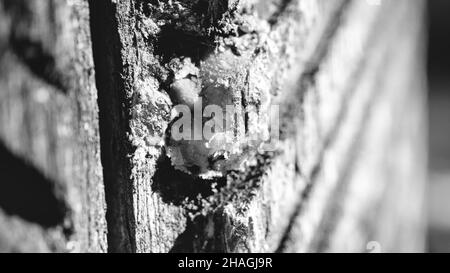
[0,0,427,253]
[0,0,107,252]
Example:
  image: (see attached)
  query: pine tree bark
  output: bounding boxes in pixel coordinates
[0,0,427,253]
[0,0,107,252]
[89,0,427,252]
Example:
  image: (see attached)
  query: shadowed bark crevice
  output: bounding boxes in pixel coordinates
[89,0,137,253]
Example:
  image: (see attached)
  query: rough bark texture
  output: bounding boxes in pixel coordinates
[0,0,107,252]
[89,0,427,253]
[0,0,427,253]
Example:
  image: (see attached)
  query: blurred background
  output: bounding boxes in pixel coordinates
[0,0,447,253]
[427,0,450,252]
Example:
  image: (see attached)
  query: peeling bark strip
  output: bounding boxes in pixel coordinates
[0,0,107,252]
[89,0,426,253]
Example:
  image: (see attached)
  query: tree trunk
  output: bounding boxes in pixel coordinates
[0,0,427,253]
[0,0,107,252]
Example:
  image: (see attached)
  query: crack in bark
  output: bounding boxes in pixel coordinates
[88,0,137,253]
[1,0,72,92]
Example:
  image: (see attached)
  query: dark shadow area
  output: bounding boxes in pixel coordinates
[169,210,232,253]
[266,0,293,25]
[427,1,450,78]
[0,142,67,228]
[169,216,205,253]
[163,152,275,252]
[152,154,226,206]
[89,0,137,252]
[154,26,214,65]
[9,37,70,92]
[1,0,70,92]
[427,0,450,253]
